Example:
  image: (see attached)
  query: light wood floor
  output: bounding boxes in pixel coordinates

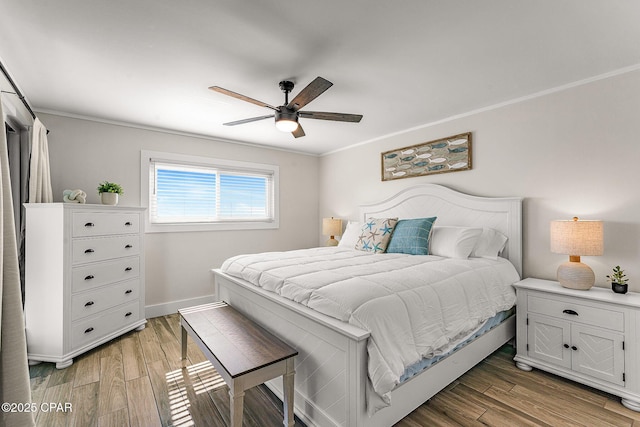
[29,314,640,426]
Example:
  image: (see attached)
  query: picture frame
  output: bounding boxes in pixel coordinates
[381,132,472,181]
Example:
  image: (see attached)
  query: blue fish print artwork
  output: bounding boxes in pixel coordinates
[381,132,471,181]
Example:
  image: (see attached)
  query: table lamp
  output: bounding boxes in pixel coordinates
[550,217,603,290]
[323,217,343,246]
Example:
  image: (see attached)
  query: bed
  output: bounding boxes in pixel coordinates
[213,184,522,426]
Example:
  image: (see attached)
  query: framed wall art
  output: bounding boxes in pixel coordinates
[381,132,472,181]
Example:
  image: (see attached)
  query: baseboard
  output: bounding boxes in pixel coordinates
[145,294,216,318]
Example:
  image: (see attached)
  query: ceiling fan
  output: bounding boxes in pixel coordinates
[209,77,363,138]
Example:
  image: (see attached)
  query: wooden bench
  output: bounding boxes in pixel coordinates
[179,302,298,427]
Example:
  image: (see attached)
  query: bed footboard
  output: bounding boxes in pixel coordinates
[215,270,369,426]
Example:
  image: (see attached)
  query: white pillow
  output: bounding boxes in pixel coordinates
[471,228,508,260]
[429,226,483,259]
[338,221,361,248]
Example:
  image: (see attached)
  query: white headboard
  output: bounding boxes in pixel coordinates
[359,184,523,276]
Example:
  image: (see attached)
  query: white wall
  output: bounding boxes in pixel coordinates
[319,69,640,292]
[40,113,320,315]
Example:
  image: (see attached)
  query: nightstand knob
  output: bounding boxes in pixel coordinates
[564,344,570,349]
[84,275,94,281]
[84,327,94,334]
[562,309,579,316]
[84,222,94,227]
[85,301,94,307]
[125,312,132,317]
[84,249,95,254]
[125,222,132,226]
[125,244,133,249]
[125,289,133,294]
[125,267,132,272]
[571,345,578,351]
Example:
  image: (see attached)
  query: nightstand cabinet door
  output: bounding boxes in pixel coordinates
[527,314,571,369]
[572,324,624,386]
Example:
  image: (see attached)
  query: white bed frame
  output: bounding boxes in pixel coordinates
[213,184,522,426]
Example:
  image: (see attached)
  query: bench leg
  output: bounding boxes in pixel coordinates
[181,325,187,366]
[229,387,245,427]
[283,358,295,427]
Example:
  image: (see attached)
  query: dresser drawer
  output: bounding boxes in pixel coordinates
[71,301,141,349]
[71,279,140,321]
[72,257,140,292]
[72,212,140,237]
[72,235,141,264]
[528,294,624,332]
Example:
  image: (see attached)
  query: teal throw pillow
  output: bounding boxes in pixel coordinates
[386,217,437,255]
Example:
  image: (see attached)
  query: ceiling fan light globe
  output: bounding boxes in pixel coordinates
[275,118,299,132]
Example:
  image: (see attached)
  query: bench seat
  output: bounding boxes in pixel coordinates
[179,301,298,427]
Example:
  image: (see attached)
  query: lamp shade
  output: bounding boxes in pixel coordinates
[322,217,343,237]
[550,217,603,256]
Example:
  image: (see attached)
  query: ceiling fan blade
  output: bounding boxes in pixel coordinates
[286,77,333,111]
[292,124,305,138]
[209,86,280,111]
[223,115,274,126]
[298,111,363,123]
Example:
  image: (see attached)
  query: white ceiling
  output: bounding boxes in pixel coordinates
[1,1,639,155]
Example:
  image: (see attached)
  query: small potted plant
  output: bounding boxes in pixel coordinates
[606,265,628,294]
[97,181,123,205]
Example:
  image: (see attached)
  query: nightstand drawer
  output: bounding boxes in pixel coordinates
[71,279,140,321]
[71,257,140,292]
[72,235,141,264]
[71,301,140,349]
[528,294,624,332]
[72,212,140,237]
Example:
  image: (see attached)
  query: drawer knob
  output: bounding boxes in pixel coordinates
[84,301,95,307]
[84,249,95,254]
[562,309,579,316]
[125,289,133,294]
[84,327,94,334]
[125,222,132,226]
[84,275,94,281]
[563,344,569,349]
[125,244,133,249]
[125,267,133,272]
[84,222,95,227]
[125,312,133,317]
[571,345,578,351]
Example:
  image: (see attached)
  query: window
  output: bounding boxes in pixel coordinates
[141,150,279,232]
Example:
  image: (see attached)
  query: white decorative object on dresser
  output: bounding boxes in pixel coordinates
[24,203,146,369]
[514,278,640,412]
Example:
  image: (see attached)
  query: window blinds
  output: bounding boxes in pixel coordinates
[149,160,274,224]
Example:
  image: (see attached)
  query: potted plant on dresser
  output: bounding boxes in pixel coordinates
[97,181,123,205]
[607,265,629,294]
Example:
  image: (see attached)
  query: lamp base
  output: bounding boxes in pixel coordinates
[557,261,595,290]
[325,237,339,247]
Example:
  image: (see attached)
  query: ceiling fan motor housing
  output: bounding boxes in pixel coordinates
[275,108,298,122]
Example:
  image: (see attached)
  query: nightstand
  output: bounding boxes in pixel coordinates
[513,278,640,412]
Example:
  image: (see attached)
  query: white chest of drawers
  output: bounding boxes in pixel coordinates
[24,203,146,369]
[514,278,640,412]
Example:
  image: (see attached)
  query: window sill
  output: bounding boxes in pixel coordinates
[145,220,279,233]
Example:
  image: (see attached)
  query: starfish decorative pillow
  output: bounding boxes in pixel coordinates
[355,217,398,253]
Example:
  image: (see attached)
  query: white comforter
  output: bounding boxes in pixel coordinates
[221,247,519,411]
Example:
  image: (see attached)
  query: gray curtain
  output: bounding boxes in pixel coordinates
[6,125,30,303]
[0,98,35,426]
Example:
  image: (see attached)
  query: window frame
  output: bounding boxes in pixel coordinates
[140,150,279,233]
